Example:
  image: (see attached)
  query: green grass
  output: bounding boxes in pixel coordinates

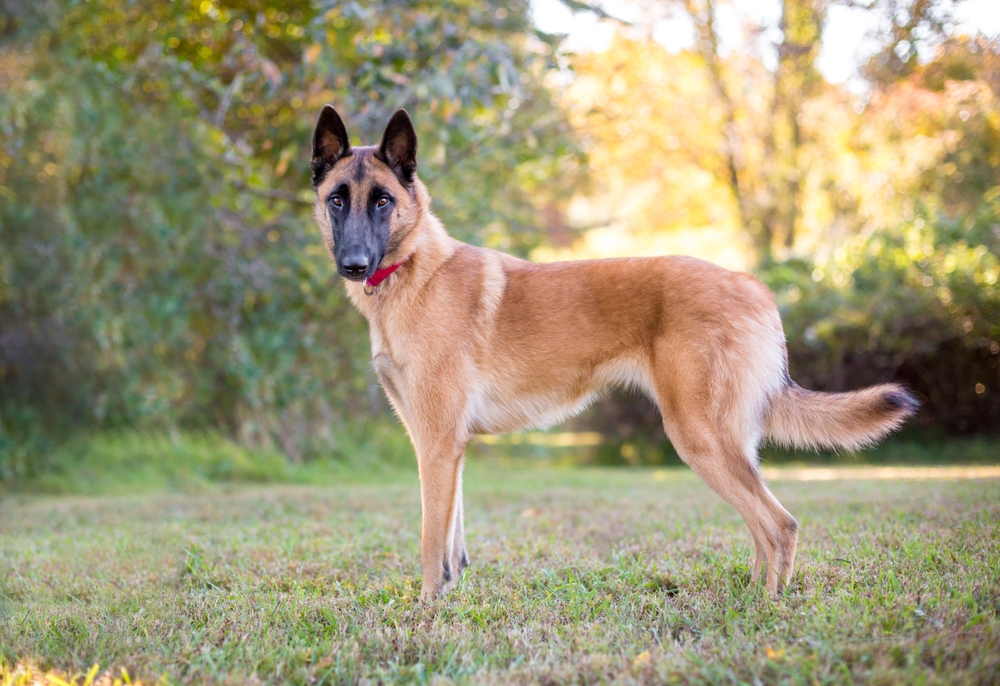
[2,461,999,684]
[9,430,999,499]
[3,429,415,496]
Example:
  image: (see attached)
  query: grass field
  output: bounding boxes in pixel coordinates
[2,463,999,684]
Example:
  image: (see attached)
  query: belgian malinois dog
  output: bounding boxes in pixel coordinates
[309,106,918,600]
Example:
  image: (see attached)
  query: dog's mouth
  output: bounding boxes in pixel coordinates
[338,269,370,283]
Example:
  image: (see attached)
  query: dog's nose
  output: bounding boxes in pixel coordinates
[341,253,369,278]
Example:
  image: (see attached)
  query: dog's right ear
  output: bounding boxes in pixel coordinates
[310,105,351,187]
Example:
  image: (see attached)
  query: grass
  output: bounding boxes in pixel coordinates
[8,429,1000,498]
[2,457,999,684]
[2,429,415,497]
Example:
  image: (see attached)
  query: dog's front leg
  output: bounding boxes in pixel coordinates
[416,436,466,601]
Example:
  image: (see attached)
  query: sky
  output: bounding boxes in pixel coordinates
[531,0,1000,90]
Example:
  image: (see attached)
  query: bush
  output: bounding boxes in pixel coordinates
[0,0,580,481]
[763,191,1000,434]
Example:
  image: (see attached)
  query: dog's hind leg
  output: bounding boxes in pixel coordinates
[667,421,797,595]
[652,349,798,596]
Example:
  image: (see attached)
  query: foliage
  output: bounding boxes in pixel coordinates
[562,0,835,264]
[561,17,1000,265]
[0,48,372,474]
[0,0,582,480]
[2,467,998,682]
[765,194,1000,433]
[1,0,998,481]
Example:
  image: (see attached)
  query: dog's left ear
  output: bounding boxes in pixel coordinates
[377,109,418,184]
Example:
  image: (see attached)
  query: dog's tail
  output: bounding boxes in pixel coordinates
[765,382,919,452]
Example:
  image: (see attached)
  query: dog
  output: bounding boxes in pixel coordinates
[309,106,918,600]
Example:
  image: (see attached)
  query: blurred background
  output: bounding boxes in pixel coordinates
[1,0,998,490]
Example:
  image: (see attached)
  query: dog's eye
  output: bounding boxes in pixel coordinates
[329,195,342,208]
[377,196,390,208]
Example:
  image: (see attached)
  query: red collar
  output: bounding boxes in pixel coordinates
[365,261,404,289]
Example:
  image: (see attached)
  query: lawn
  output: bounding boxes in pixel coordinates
[1,463,999,684]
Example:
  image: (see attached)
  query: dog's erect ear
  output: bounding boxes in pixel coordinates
[311,105,351,187]
[377,109,418,184]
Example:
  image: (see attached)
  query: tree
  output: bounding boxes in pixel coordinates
[679,0,827,262]
[0,0,583,477]
[557,0,831,265]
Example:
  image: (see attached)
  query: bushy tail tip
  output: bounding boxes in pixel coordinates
[766,382,918,452]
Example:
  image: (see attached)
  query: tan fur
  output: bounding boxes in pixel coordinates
[766,383,913,451]
[313,143,916,600]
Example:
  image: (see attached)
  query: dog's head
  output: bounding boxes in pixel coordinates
[310,106,423,282]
